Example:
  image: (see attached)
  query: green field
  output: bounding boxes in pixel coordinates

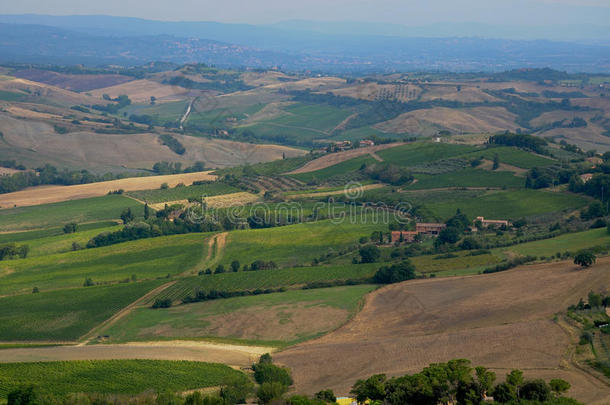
[406,168,524,190]
[290,155,377,182]
[0,221,118,244]
[376,142,478,167]
[126,182,241,203]
[424,189,589,220]
[0,280,163,341]
[502,228,610,258]
[459,146,555,169]
[0,360,244,398]
[219,220,385,268]
[121,100,190,124]
[101,285,377,345]
[240,103,352,143]
[0,195,142,232]
[411,252,501,274]
[22,224,123,257]
[0,233,206,295]
[154,263,379,303]
[0,90,26,102]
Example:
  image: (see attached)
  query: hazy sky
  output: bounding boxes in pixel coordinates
[1,0,610,26]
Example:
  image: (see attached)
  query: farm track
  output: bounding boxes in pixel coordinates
[275,258,610,404]
[286,143,405,175]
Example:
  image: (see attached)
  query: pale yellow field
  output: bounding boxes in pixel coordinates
[90,79,192,103]
[0,172,217,208]
[375,106,519,136]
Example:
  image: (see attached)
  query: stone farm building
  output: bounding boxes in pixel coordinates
[474,216,510,228]
[391,231,418,243]
[416,223,447,235]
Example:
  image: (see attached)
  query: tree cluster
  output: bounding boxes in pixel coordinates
[350,359,576,405]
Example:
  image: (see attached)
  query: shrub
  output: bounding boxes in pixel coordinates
[257,382,288,404]
[152,298,172,309]
[374,261,416,284]
[359,245,381,263]
[574,250,596,267]
[63,223,78,234]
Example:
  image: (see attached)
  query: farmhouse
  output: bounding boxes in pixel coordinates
[391,230,418,243]
[359,140,375,147]
[416,223,446,235]
[474,216,510,228]
[580,173,594,183]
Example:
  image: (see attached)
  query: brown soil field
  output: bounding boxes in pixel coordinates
[0,172,217,208]
[90,79,192,103]
[375,107,519,136]
[286,143,404,174]
[275,259,610,404]
[0,114,305,173]
[13,69,133,92]
[0,341,272,367]
[136,303,348,343]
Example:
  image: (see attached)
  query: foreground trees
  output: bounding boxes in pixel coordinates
[350,359,577,405]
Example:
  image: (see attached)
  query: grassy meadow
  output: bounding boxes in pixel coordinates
[219,220,385,268]
[406,168,524,189]
[459,146,555,169]
[502,228,610,258]
[376,142,478,166]
[289,155,377,182]
[424,189,589,220]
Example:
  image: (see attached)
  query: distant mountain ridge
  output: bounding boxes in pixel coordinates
[0,15,608,72]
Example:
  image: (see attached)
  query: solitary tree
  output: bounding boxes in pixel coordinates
[574,250,596,268]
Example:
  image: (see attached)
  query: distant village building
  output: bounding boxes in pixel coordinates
[474,216,510,228]
[359,140,375,147]
[391,231,418,244]
[416,223,446,235]
[580,173,594,183]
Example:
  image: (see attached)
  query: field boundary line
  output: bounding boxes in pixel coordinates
[78,281,177,346]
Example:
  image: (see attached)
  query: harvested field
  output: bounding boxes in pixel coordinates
[0,172,216,208]
[0,114,305,173]
[0,341,271,368]
[13,69,133,92]
[90,79,191,103]
[419,85,501,103]
[285,184,383,199]
[286,143,404,174]
[375,107,519,136]
[0,78,94,106]
[275,258,610,404]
